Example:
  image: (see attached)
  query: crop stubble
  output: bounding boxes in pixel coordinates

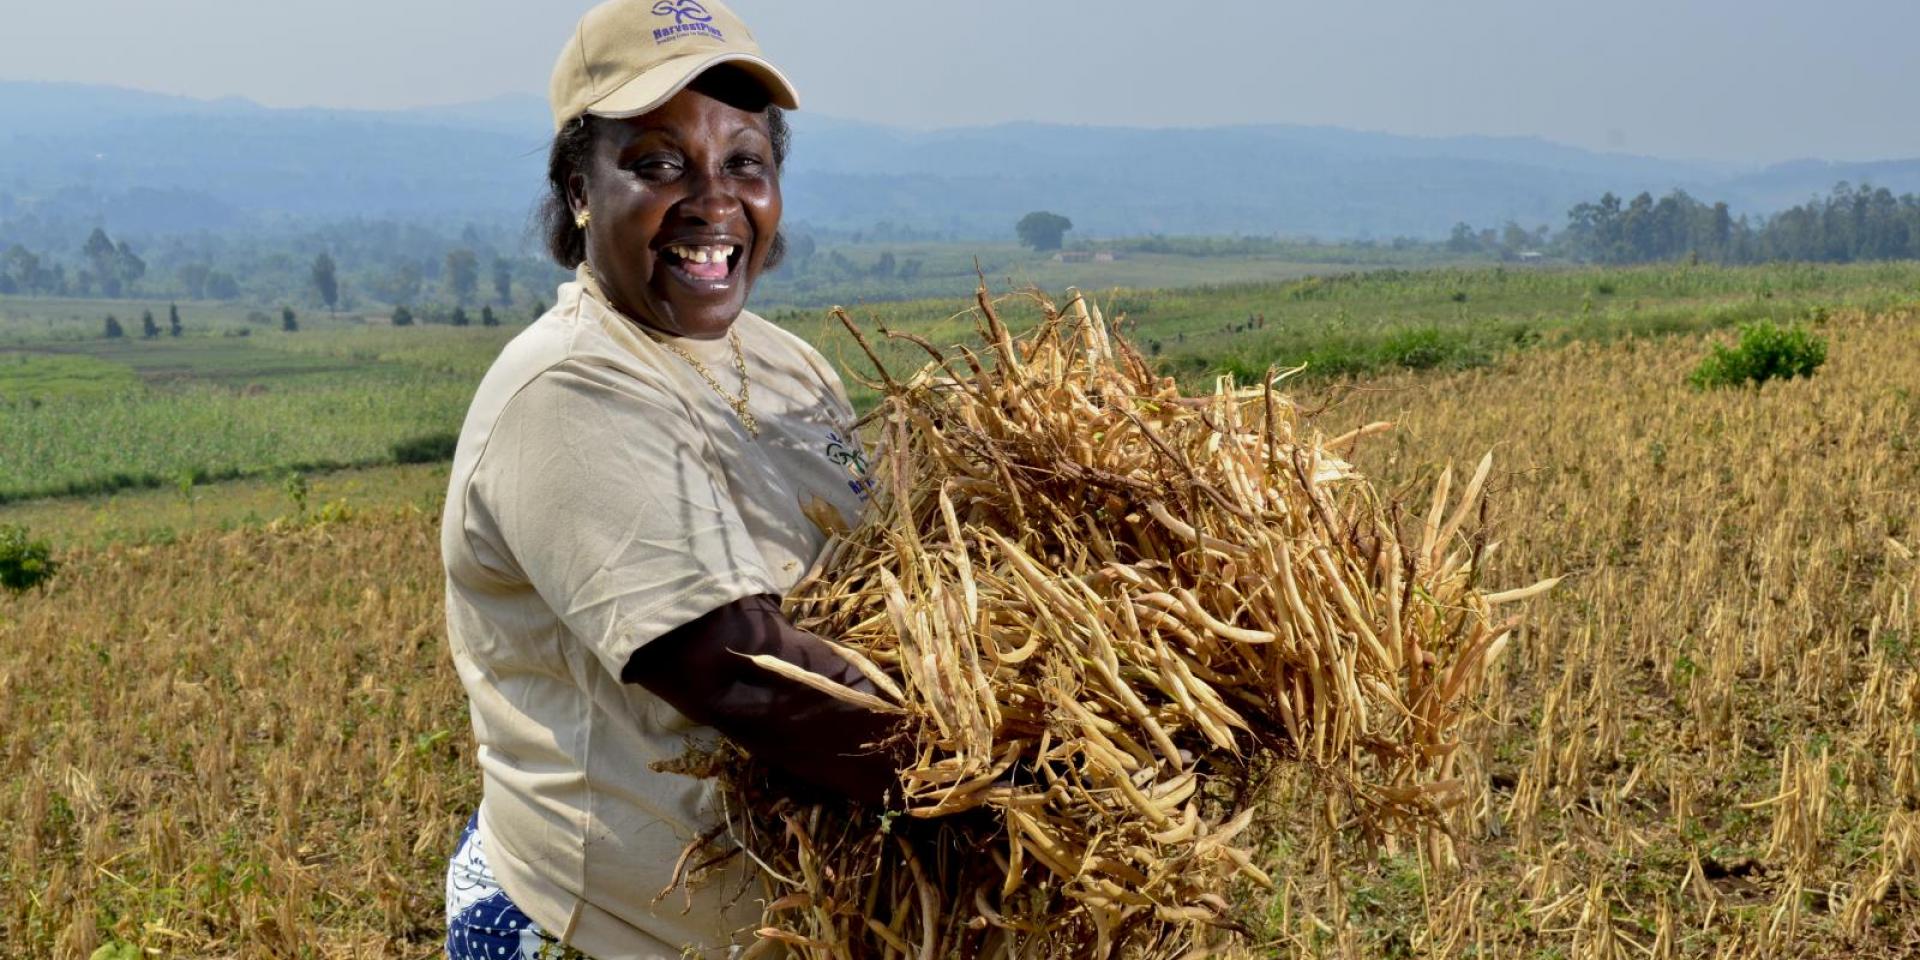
[1,305,1916,958]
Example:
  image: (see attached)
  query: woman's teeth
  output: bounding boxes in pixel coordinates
[666,244,736,283]
[666,244,735,264]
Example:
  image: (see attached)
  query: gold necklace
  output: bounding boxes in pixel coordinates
[652,330,759,437]
[578,264,759,437]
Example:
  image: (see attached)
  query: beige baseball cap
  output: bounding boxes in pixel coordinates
[549,0,799,132]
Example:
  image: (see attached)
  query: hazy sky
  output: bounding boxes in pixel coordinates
[6,0,1917,164]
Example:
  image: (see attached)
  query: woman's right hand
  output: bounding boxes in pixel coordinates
[622,595,901,803]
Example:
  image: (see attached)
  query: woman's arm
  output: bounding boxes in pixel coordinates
[623,595,900,803]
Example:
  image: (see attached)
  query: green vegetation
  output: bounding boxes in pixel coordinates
[3,258,1917,506]
[1015,211,1074,251]
[0,523,56,592]
[1689,318,1830,389]
[0,462,449,548]
[0,351,140,400]
[753,238,1472,306]
[781,259,1920,407]
[1559,182,1920,265]
[0,319,512,504]
[392,431,460,464]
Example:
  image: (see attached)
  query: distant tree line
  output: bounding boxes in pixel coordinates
[11,183,1920,310]
[1,227,158,297]
[1558,182,1920,265]
[0,219,561,312]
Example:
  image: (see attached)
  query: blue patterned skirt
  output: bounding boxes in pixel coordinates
[445,812,591,960]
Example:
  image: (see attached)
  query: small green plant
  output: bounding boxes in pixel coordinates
[0,524,57,593]
[1380,327,1459,370]
[391,431,460,464]
[1688,320,1827,389]
[282,470,311,517]
[89,941,140,960]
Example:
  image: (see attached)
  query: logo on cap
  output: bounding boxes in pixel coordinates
[651,0,713,25]
[650,0,724,42]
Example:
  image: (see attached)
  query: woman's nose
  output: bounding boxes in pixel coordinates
[676,167,741,224]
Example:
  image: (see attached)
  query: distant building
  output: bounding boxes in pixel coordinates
[1093,251,1119,262]
[1518,250,1546,262]
[1054,251,1093,263]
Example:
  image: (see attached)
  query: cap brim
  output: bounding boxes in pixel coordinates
[585,51,799,124]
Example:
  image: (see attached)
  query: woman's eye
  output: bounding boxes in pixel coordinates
[633,158,682,178]
[729,155,766,174]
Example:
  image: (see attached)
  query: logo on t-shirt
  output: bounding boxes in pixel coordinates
[824,430,874,501]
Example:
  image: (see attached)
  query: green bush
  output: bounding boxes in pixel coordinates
[1688,321,1828,389]
[391,431,460,464]
[0,524,57,593]
[1379,327,1458,370]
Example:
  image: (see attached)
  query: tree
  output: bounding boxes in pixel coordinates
[140,309,159,338]
[103,314,124,339]
[179,263,211,300]
[168,303,183,337]
[83,227,115,268]
[391,305,414,327]
[84,228,123,297]
[481,305,499,327]
[1501,221,1532,253]
[446,249,480,305]
[1016,211,1073,251]
[368,261,423,306]
[450,306,470,327]
[311,253,339,314]
[3,246,43,294]
[281,306,298,333]
[206,272,240,300]
[491,256,513,306]
[114,241,145,295]
[1446,222,1479,253]
[789,233,818,263]
[872,251,896,279]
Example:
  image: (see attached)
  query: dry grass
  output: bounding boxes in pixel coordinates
[2,306,1917,958]
[1259,305,1920,957]
[0,510,471,958]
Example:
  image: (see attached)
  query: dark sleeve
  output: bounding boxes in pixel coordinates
[623,595,900,803]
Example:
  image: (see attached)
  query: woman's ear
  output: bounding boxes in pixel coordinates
[566,171,589,217]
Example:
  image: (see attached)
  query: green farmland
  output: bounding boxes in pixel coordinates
[2,259,1918,513]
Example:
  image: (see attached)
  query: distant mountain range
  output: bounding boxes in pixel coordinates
[5,81,1920,244]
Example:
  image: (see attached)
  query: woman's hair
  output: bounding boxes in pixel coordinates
[539,91,790,270]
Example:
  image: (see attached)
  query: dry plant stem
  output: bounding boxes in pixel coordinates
[682,286,1544,959]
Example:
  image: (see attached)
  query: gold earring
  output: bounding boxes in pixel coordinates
[574,209,592,230]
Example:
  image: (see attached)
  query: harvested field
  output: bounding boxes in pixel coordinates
[1264,305,1920,957]
[2,305,1917,958]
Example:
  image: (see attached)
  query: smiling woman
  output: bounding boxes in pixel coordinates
[438,2,895,959]
[537,76,793,338]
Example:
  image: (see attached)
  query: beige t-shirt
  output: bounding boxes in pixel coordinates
[441,271,872,958]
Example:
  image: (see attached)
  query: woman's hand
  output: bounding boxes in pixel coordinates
[623,595,900,803]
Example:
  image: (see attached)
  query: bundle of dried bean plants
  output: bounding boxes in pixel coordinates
[681,290,1551,959]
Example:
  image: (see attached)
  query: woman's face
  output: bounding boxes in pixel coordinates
[572,79,781,339]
